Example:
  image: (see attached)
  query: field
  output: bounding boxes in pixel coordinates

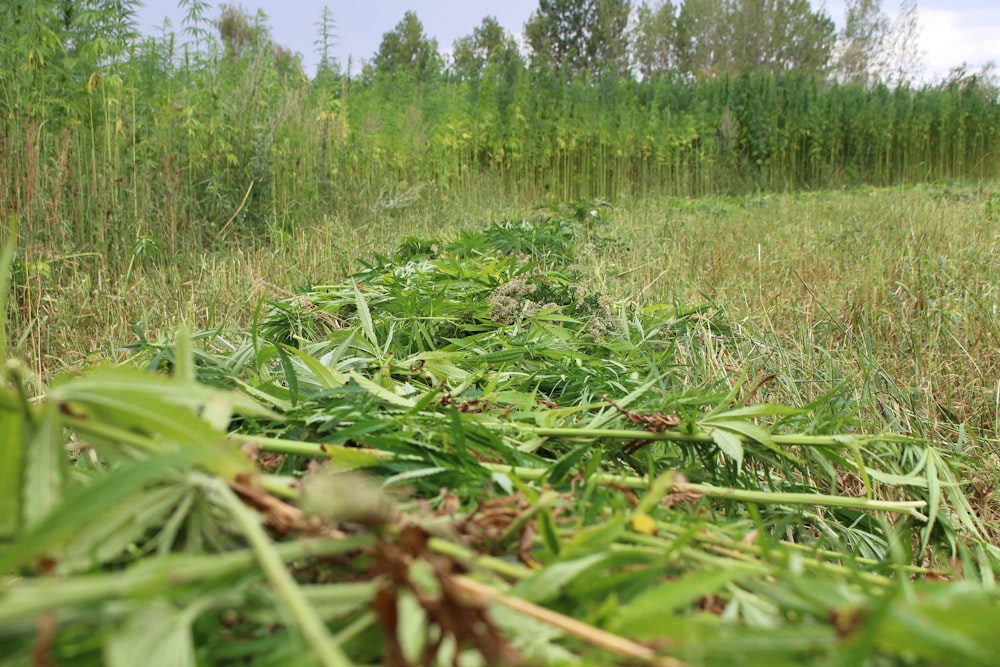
[5,182,1000,666]
[5,4,1000,665]
[14,182,1000,436]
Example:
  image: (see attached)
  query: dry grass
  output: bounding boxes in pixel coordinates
[608,183,1000,436]
[12,181,1000,442]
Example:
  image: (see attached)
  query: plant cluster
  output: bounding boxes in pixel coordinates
[2,1,999,264]
[3,215,1000,666]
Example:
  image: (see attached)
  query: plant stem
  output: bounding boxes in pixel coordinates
[427,537,534,581]
[248,437,928,519]
[517,425,905,449]
[0,534,374,623]
[452,575,688,667]
[480,464,928,520]
[213,479,357,667]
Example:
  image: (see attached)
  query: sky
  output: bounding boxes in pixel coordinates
[133,0,1000,82]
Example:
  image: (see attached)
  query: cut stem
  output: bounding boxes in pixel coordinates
[0,534,373,623]
[213,479,356,667]
[480,464,928,520]
[517,425,905,449]
[452,575,687,667]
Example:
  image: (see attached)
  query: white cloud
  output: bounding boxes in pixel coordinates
[919,8,1000,79]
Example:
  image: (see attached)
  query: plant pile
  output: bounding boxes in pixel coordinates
[3,211,1000,666]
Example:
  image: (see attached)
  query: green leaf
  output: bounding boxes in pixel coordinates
[283,344,348,389]
[711,404,807,419]
[397,591,428,663]
[105,601,197,667]
[50,367,273,421]
[0,216,19,359]
[560,516,627,559]
[538,508,561,558]
[63,484,191,569]
[922,448,941,550]
[173,324,195,384]
[491,471,514,494]
[876,596,995,664]
[710,428,744,468]
[513,552,609,603]
[702,418,776,448]
[610,569,741,639]
[587,378,658,429]
[347,370,416,408]
[353,282,377,346]
[546,443,591,484]
[50,367,263,478]
[0,451,198,574]
[270,342,299,406]
[22,401,66,528]
[0,391,24,539]
[404,350,472,383]
[382,466,447,487]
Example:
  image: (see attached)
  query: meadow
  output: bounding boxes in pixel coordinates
[6,182,1000,666]
[15,182,1000,439]
[5,5,1000,666]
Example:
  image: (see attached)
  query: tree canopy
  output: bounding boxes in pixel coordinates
[524,0,632,77]
[366,0,923,84]
[373,11,442,80]
[450,16,523,83]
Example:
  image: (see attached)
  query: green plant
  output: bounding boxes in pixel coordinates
[7,215,994,665]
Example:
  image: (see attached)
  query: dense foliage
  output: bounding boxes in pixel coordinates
[0,0,998,259]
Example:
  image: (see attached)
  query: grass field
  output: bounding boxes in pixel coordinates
[15,181,1000,436]
[5,180,1000,666]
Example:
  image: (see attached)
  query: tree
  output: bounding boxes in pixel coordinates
[673,0,726,77]
[834,0,889,86]
[731,0,835,75]
[883,0,923,86]
[835,0,924,87]
[632,0,678,79]
[672,0,835,79]
[524,0,631,77]
[596,0,632,76]
[373,11,441,80]
[450,16,523,83]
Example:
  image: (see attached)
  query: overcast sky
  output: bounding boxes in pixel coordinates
[133,1,1000,82]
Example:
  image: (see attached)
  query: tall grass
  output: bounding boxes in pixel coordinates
[611,184,1000,438]
[1,8,998,265]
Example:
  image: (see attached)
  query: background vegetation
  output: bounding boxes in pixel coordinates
[2,0,998,260]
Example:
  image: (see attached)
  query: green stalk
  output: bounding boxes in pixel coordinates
[480,464,928,520]
[516,425,906,449]
[213,479,356,667]
[654,519,942,577]
[0,534,373,623]
[620,531,894,587]
[682,482,928,520]
[0,216,19,362]
[332,611,376,646]
[427,536,534,582]
[247,438,927,519]
[62,414,173,454]
[227,433,397,467]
